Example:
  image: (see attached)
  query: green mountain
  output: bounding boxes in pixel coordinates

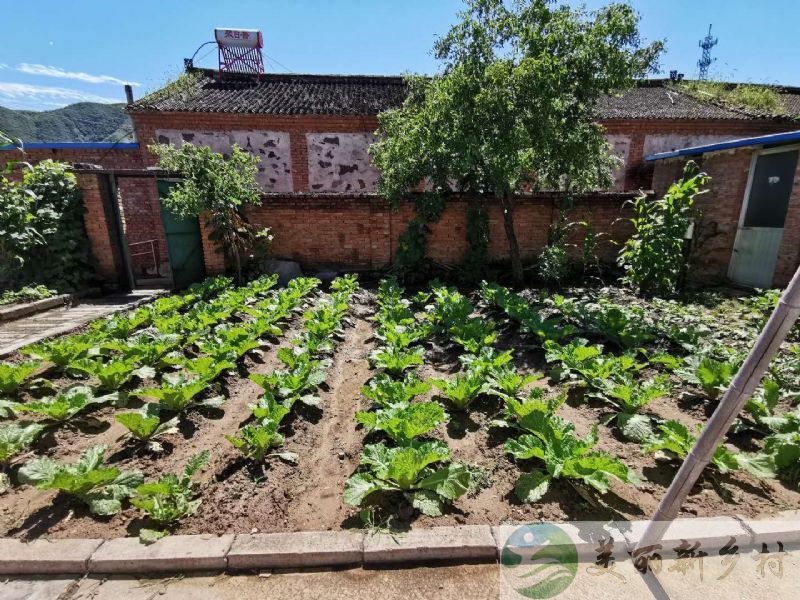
[0,102,134,143]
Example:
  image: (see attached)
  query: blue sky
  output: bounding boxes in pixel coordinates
[3,1,800,111]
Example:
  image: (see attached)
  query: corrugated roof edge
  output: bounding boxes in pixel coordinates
[645,129,800,161]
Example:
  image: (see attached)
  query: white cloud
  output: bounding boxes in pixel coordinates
[17,63,140,86]
[0,82,121,109]
[0,64,8,70]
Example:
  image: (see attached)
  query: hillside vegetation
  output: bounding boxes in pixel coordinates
[0,102,134,143]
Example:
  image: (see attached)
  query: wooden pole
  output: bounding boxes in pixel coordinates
[633,264,800,553]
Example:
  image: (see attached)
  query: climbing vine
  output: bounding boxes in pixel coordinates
[537,206,571,284]
[462,200,489,281]
[391,192,446,278]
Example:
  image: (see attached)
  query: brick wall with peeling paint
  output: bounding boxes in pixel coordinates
[604,134,631,191]
[642,134,733,158]
[306,132,379,192]
[154,129,293,192]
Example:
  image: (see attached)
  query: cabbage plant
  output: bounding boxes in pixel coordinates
[344,441,476,516]
[355,402,446,445]
[18,445,143,515]
[0,360,41,396]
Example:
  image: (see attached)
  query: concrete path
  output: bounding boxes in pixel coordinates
[2,565,497,600]
[0,290,166,357]
[2,547,797,599]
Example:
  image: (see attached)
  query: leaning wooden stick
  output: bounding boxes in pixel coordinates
[633,264,800,554]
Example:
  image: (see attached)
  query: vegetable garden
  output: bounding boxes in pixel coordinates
[0,275,798,541]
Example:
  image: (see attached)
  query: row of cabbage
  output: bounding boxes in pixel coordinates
[344,280,479,519]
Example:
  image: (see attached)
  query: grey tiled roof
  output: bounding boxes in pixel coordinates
[130,70,800,121]
[131,69,407,116]
[597,82,800,121]
[595,85,750,120]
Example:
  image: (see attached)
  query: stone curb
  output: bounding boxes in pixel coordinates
[88,533,235,574]
[0,538,104,575]
[617,517,750,555]
[227,531,362,570]
[0,519,798,575]
[363,525,496,565]
[0,291,167,358]
[494,521,626,559]
[0,288,103,323]
[735,515,800,550]
[0,295,70,322]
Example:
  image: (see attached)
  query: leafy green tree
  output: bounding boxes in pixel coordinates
[617,162,710,295]
[150,143,270,282]
[371,0,663,281]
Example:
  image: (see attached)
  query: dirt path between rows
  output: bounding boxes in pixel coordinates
[178,299,375,535]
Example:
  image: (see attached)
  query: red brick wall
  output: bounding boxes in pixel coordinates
[131,112,794,194]
[130,111,791,276]
[602,119,792,191]
[219,192,635,273]
[4,111,799,286]
[199,212,226,274]
[75,172,125,283]
[115,177,169,277]
[694,151,753,283]
[771,156,800,286]
[653,149,800,287]
[0,147,163,281]
[0,147,143,171]
[651,159,685,196]
[131,112,380,193]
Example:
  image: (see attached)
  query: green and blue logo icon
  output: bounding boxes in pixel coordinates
[500,523,578,599]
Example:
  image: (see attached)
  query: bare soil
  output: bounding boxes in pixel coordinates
[0,290,798,540]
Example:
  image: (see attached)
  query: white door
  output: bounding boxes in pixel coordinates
[729,147,799,288]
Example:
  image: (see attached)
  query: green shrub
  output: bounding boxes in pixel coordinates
[537,209,571,283]
[617,161,709,295]
[150,143,270,282]
[0,285,56,306]
[0,160,94,291]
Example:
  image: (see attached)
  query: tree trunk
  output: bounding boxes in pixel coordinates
[501,192,524,283]
[232,244,242,285]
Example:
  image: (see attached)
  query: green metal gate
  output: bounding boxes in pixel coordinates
[157,180,206,289]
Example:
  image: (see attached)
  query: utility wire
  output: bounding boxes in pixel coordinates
[263,52,293,73]
[96,124,136,163]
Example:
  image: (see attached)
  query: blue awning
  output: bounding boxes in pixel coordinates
[0,142,139,150]
[645,130,800,161]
